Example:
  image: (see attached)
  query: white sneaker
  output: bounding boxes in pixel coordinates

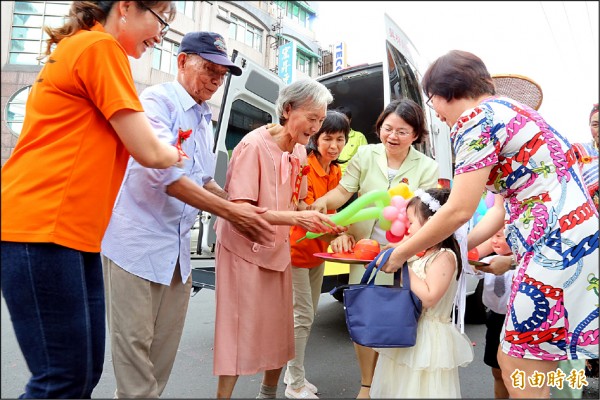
[283,373,318,394]
[285,386,319,399]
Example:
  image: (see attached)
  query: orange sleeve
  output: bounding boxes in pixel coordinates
[73,38,143,120]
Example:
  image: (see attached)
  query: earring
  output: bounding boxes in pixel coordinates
[121,16,127,24]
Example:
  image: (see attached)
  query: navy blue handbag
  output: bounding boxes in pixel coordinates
[341,248,422,348]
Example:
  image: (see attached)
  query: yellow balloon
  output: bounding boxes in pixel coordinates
[388,183,414,199]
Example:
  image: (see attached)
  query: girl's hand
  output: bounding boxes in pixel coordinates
[330,233,356,253]
[381,242,399,251]
[378,246,408,273]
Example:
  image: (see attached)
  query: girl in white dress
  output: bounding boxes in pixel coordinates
[371,188,474,398]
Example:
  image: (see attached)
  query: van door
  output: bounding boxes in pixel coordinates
[204,51,286,251]
[383,13,453,183]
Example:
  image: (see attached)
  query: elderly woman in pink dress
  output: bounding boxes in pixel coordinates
[213,79,343,399]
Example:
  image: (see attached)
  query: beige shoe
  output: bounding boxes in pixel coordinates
[285,386,319,399]
[283,373,318,394]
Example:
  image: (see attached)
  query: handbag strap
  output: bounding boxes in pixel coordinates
[360,248,411,289]
[360,248,393,285]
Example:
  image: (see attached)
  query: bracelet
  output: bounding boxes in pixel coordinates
[174,144,185,165]
[509,255,517,270]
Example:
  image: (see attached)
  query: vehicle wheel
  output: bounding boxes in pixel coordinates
[196,222,203,254]
[332,287,345,302]
[464,279,486,324]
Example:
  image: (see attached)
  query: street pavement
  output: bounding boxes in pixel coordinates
[2,289,598,398]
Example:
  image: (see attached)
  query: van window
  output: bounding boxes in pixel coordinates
[386,42,433,158]
[386,42,423,107]
[225,99,273,156]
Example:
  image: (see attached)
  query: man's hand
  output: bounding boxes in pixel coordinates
[229,202,273,244]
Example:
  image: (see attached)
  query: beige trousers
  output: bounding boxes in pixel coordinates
[102,256,192,398]
[285,264,325,389]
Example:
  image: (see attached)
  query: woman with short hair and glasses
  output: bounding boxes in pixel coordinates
[1,1,180,398]
[381,50,598,399]
[310,98,439,399]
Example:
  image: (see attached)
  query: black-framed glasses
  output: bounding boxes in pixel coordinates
[425,94,434,109]
[139,3,170,37]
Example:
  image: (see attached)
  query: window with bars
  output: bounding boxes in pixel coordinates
[174,1,194,18]
[227,13,263,52]
[297,52,310,74]
[275,1,311,28]
[152,39,180,75]
[5,86,32,137]
[9,1,70,65]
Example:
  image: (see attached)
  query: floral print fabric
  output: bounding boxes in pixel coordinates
[452,96,599,361]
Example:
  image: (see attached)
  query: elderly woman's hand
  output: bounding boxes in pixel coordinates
[330,233,356,253]
[295,210,347,235]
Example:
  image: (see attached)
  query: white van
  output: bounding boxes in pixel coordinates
[190,14,485,322]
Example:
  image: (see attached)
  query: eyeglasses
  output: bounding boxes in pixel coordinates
[139,3,170,37]
[381,125,413,137]
[187,54,230,81]
[425,94,434,109]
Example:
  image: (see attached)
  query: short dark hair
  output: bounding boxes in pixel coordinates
[306,110,350,165]
[336,106,352,120]
[374,98,428,144]
[421,50,495,102]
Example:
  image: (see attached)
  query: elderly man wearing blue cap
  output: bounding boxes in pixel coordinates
[101,32,269,398]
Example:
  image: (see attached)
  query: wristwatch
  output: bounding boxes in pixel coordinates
[509,255,518,270]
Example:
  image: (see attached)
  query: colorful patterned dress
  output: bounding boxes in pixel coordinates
[452,96,599,361]
[572,141,599,210]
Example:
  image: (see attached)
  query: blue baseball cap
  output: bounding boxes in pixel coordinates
[179,32,242,76]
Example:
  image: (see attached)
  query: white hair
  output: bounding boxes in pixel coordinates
[275,79,333,125]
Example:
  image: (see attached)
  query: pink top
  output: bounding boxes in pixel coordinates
[215,126,307,271]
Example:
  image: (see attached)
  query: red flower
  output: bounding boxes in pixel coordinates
[175,128,192,161]
[300,165,310,176]
[178,128,192,144]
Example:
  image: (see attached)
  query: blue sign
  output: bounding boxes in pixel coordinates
[333,42,346,72]
[278,41,296,85]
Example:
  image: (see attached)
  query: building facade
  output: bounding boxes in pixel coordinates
[0,0,326,166]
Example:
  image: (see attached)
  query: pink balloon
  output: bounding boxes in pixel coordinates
[391,196,406,209]
[398,207,406,217]
[484,191,495,208]
[382,205,399,221]
[386,230,403,243]
[390,220,406,236]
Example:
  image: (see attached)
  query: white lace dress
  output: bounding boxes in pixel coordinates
[370,248,474,398]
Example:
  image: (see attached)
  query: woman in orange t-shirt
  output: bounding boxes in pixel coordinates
[284,111,350,399]
[0,2,181,398]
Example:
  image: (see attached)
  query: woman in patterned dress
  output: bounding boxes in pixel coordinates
[380,50,598,398]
